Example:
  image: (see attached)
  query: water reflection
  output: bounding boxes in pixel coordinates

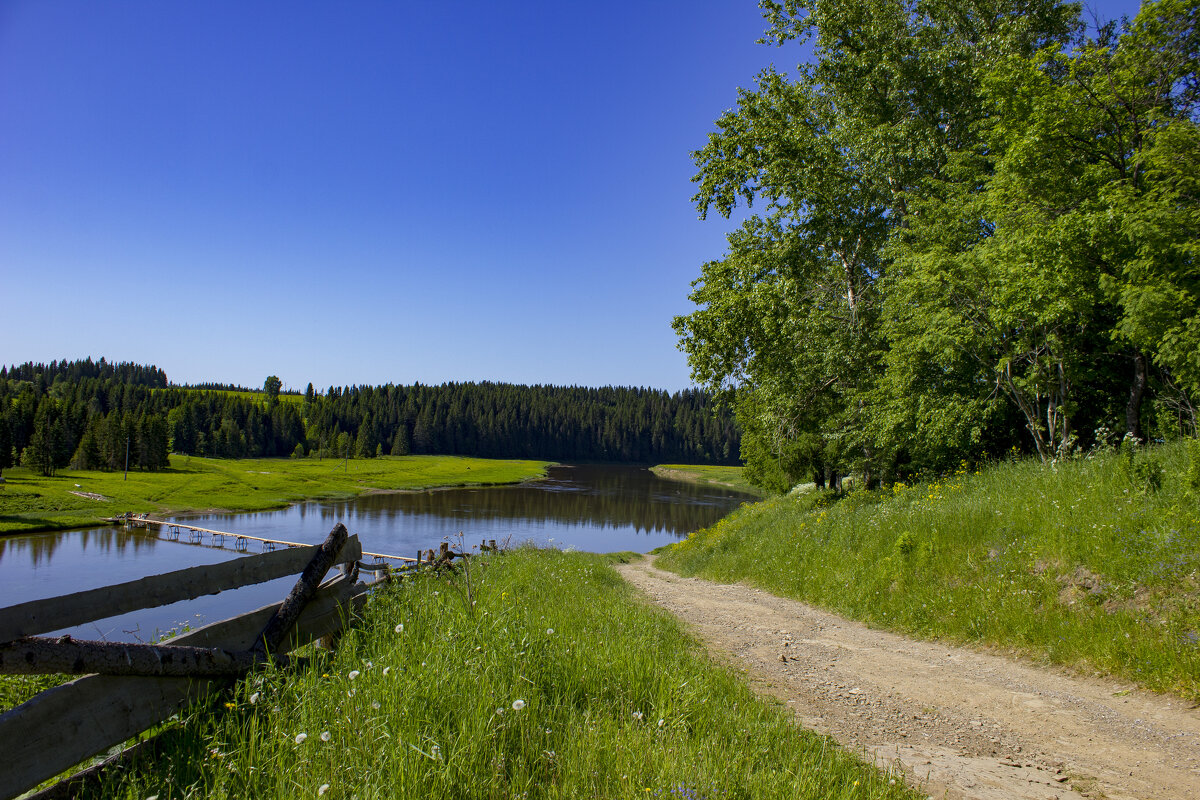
[0,465,750,640]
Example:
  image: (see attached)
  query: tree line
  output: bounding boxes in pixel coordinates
[677,0,1198,492]
[0,358,739,476]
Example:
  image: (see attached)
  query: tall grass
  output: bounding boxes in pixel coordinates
[78,550,917,799]
[657,441,1200,699]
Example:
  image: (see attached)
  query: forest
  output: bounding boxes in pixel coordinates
[0,358,739,476]
[676,0,1199,492]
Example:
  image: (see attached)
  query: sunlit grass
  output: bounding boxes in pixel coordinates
[78,550,918,799]
[0,456,550,534]
[657,441,1200,699]
[651,464,765,497]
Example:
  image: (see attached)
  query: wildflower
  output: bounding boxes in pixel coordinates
[249,692,260,704]
[632,711,643,721]
[349,670,360,680]
[224,702,236,710]
[658,718,664,727]
[318,784,330,796]
[394,623,404,633]
[512,699,526,711]
[347,688,356,698]
[320,731,332,742]
[295,733,308,744]
[546,628,554,635]
[383,666,391,676]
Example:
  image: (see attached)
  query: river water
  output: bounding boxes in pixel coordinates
[0,465,749,642]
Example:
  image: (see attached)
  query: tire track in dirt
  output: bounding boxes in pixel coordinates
[616,557,1200,800]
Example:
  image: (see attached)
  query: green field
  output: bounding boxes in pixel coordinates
[651,464,765,497]
[656,441,1200,699]
[0,455,550,534]
[64,549,916,799]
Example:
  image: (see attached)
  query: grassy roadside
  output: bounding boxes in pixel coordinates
[0,455,550,535]
[70,549,917,800]
[656,441,1200,700]
[651,464,766,497]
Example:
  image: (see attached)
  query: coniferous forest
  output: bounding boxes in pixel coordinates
[0,358,739,476]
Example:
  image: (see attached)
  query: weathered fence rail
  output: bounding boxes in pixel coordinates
[0,523,388,800]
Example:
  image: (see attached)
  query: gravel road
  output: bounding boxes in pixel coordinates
[616,557,1200,800]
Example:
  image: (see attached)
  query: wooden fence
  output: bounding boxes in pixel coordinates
[0,523,402,800]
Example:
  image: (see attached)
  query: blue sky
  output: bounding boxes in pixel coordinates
[0,1,1143,392]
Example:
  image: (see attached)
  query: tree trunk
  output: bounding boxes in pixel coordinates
[1126,350,1147,443]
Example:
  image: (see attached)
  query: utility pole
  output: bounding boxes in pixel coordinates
[124,437,130,481]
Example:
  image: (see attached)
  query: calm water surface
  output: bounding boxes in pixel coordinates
[0,465,749,641]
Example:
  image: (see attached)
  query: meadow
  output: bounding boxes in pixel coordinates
[656,441,1200,699]
[0,455,550,534]
[650,464,765,497]
[51,549,917,799]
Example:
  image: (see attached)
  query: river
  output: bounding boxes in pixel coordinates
[0,464,750,642]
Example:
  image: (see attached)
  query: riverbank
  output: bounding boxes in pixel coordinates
[51,548,917,799]
[650,464,765,497]
[655,441,1200,700]
[0,455,551,535]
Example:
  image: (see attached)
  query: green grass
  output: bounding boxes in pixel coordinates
[0,455,550,534]
[651,464,766,497]
[73,549,917,799]
[656,441,1200,699]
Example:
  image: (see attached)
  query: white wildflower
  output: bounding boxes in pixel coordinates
[512,699,526,711]
[394,623,404,633]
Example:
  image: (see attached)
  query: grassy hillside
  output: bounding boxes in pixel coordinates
[0,455,550,534]
[656,441,1200,699]
[64,550,917,799]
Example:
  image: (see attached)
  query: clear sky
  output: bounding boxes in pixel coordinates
[0,1,1144,393]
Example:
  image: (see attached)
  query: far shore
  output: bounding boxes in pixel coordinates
[0,454,552,536]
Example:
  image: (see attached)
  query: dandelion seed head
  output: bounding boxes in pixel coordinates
[320,731,332,742]
[394,624,404,633]
[382,666,391,676]
[349,670,360,680]
[318,784,330,796]
[512,699,526,711]
[295,733,308,744]
[249,692,260,704]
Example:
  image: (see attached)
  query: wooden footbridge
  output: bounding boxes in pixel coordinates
[104,513,499,567]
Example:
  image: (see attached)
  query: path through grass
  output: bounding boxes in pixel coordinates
[656,442,1200,699]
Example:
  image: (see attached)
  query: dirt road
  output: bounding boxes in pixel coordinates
[616,557,1200,800]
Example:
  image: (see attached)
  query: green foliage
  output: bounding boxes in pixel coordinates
[658,442,1200,699]
[1187,438,1200,495]
[73,551,917,799]
[1,360,742,471]
[679,0,1199,487]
